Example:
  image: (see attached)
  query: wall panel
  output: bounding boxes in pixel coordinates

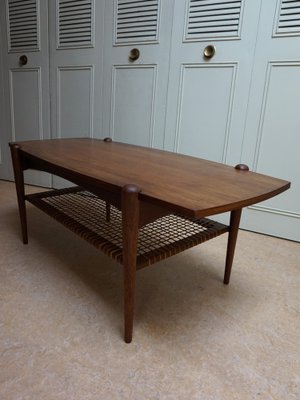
[175,63,236,162]
[111,65,157,146]
[9,68,42,142]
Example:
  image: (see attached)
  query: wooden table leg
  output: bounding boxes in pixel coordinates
[122,184,140,343]
[223,208,242,285]
[9,144,28,244]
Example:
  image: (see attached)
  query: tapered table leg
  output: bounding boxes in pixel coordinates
[122,184,140,343]
[223,208,242,285]
[9,144,28,244]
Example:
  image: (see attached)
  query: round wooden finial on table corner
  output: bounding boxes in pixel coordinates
[9,142,21,149]
[235,164,249,171]
[122,184,141,194]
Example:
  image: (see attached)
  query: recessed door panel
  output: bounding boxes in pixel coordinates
[58,67,94,138]
[176,64,235,161]
[112,66,156,146]
[9,69,41,142]
[254,63,300,214]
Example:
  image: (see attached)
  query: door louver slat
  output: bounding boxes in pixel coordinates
[7,0,39,51]
[58,0,93,48]
[115,0,159,44]
[185,0,242,41]
[276,0,300,35]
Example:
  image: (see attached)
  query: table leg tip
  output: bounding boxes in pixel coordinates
[124,332,133,343]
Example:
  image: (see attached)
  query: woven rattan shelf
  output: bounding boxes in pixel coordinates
[26,187,229,269]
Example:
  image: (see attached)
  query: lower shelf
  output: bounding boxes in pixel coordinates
[26,187,229,269]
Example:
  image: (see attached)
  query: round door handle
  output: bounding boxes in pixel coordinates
[129,48,140,62]
[19,55,28,66]
[203,45,216,59]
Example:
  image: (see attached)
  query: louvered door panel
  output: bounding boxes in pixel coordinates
[275,0,300,36]
[57,0,94,48]
[115,0,159,45]
[7,0,39,52]
[185,0,243,41]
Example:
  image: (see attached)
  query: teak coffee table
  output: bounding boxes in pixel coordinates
[10,138,290,343]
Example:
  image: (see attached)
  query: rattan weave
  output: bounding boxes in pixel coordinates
[26,187,229,269]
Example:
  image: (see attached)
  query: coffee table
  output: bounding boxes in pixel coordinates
[9,138,290,342]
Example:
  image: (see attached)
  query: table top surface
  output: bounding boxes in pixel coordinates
[15,138,290,217]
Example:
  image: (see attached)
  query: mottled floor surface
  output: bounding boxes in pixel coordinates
[0,180,299,400]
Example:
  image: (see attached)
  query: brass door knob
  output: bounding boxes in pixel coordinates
[19,55,28,66]
[129,48,140,62]
[203,45,216,59]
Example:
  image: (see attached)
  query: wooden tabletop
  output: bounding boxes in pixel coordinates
[16,138,290,217]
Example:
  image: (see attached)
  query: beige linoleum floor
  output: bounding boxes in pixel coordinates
[0,180,299,400]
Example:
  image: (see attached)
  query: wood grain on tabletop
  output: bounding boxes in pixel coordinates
[16,138,290,217]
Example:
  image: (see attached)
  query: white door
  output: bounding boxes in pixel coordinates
[240,0,300,242]
[102,0,174,149]
[0,16,10,181]
[164,0,261,166]
[0,0,51,187]
[48,0,105,187]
